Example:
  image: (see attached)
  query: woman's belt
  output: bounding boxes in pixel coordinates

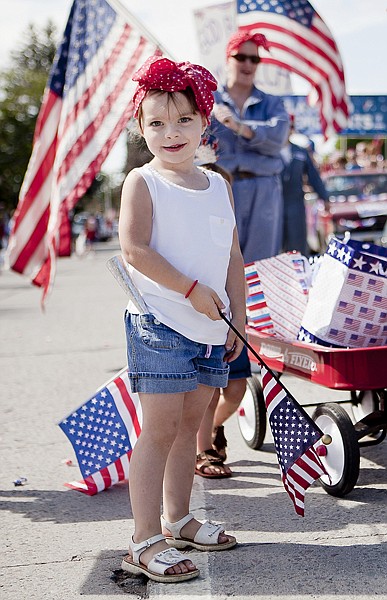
[233,171,257,180]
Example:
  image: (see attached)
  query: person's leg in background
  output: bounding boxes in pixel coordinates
[196,388,232,477]
[212,378,247,461]
[212,346,251,465]
[196,346,251,477]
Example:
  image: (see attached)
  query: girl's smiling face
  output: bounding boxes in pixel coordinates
[139,91,207,167]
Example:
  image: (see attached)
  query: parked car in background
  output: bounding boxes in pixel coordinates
[315,169,387,250]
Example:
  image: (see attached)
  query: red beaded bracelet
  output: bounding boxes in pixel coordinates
[185,279,198,299]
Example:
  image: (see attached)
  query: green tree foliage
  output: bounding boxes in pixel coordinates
[0,22,57,211]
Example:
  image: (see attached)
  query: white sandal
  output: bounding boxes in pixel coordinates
[121,533,199,583]
[161,513,237,551]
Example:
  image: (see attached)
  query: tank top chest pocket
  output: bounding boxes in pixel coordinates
[209,215,233,248]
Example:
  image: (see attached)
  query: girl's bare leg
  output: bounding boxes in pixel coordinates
[128,391,196,575]
[163,385,231,544]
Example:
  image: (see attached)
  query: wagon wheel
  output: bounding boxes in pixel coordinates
[313,403,360,497]
[351,390,379,423]
[237,376,266,450]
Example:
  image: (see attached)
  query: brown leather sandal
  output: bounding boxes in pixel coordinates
[195,449,232,478]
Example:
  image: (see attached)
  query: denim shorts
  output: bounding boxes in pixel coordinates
[124,312,230,394]
[228,345,252,380]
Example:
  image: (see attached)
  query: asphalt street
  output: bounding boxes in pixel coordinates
[1,239,387,600]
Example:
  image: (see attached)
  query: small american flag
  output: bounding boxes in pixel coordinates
[337,301,355,316]
[358,306,376,320]
[328,328,346,345]
[353,290,370,304]
[373,295,387,311]
[59,368,142,495]
[367,337,383,346]
[347,272,364,286]
[6,0,162,302]
[364,323,381,336]
[348,334,366,347]
[262,366,326,516]
[237,0,349,138]
[366,278,384,294]
[344,317,360,332]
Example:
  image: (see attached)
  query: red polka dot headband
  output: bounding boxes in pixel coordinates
[132,56,218,120]
[226,31,270,58]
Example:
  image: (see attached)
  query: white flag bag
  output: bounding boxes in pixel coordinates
[298,238,387,348]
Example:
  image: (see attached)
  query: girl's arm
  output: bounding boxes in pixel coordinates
[223,181,247,362]
[118,170,224,321]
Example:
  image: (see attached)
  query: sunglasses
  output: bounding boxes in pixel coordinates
[231,53,260,65]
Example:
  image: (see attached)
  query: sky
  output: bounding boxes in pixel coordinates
[0,0,386,168]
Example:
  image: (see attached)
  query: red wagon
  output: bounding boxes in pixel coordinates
[237,326,387,497]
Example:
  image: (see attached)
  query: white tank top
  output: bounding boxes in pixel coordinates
[126,164,235,344]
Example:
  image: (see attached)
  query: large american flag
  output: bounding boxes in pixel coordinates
[262,366,327,515]
[237,0,349,138]
[6,0,162,302]
[59,368,142,495]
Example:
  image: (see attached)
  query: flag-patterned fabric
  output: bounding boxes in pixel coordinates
[6,0,160,302]
[253,253,310,340]
[245,261,274,333]
[299,238,387,348]
[237,0,349,138]
[59,369,142,495]
[261,366,326,516]
[246,253,310,340]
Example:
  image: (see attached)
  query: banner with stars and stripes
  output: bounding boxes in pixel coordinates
[6,0,165,304]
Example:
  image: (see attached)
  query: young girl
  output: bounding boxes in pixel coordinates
[118,56,246,583]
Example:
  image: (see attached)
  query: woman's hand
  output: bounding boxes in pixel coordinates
[213,104,239,132]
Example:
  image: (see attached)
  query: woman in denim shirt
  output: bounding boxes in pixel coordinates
[209,30,290,264]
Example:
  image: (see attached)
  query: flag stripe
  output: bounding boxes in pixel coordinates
[110,375,142,440]
[249,20,345,83]
[33,87,59,141]
[11,207,50,274]
[11,114,58,230]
